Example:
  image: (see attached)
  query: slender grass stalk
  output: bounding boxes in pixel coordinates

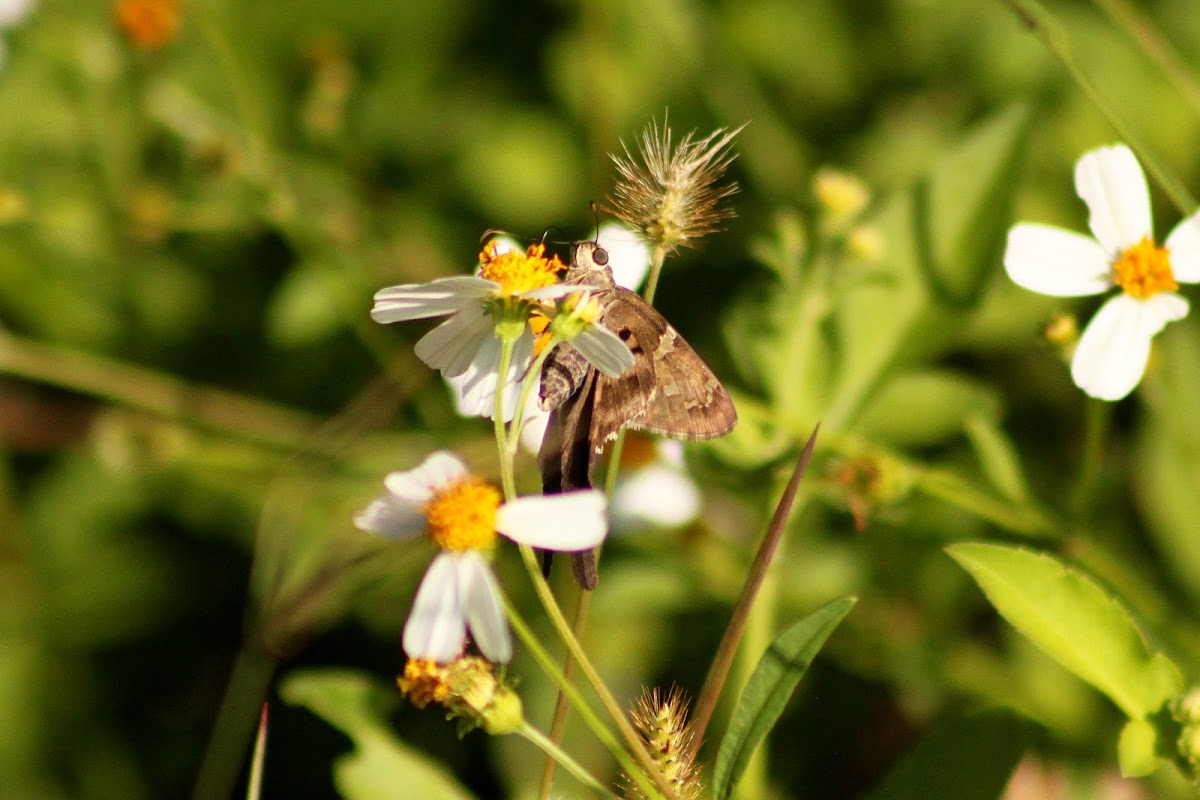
[998,0,1197,215]
[518,722,615,797]
[193,643,277,800]
[689,426,819,752]
[1091,0,1200,121]
[0,331,317,452]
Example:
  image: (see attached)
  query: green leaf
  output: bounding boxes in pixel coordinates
[828,105,1029,425]
[963,414,1031,504]
[867,711,1029,800]
[712,596,857,800]
[947,543,1183,719]
[280,669,474,800]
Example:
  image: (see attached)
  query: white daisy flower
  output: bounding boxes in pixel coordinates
[354,451,608,663]
[1004,144,1200,401]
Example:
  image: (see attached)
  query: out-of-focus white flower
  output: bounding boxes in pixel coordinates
[0,0,34,71]
[1004,144,1200,401]
[611,438,701,529]
[354,451,608,663]
[597,221,651,292]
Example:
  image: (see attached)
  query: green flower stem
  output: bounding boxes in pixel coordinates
[516,544,677,800]
[999,0,1197,215]
[1069,396,1110,521]
[503,597,654,798]
[493,336,519,500]
[643,243,668,306]
[517,721,614,797]
[193,642,278,800]
[0,330,317,452]
[506,337,560,466]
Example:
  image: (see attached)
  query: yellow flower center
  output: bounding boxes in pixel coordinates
[1113,236,1177,299]
[424,476,502,551]
[478,242,562,296]
[397,659,451,708]
[530,313,553,356]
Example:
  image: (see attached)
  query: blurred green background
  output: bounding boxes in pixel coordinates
[5,0,1200,797]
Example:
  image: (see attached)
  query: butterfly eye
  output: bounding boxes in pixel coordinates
[592,247,609,267]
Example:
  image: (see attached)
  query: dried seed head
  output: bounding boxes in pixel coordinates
[604,117,745,254]
[620,687,702,800]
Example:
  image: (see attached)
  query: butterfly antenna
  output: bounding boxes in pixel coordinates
[589,201,601,244]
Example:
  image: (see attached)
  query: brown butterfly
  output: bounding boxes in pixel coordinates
[537,239,737,588]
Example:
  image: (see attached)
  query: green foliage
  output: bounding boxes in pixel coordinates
[281,670,474,800]
[5,0,1200,797]
[712,596,857,800]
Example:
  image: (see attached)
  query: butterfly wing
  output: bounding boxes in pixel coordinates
[604,287,737,440]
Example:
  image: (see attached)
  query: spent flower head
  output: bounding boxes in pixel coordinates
[354,451,608,663]
[1004,144,1200,401]
[605,117,745,254]
[398,656,523,736]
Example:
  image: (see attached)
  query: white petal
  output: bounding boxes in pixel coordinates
[612,464,701,529]
[522,284,581,301]
[413,306,495,378]
[353,494,425,539]
[403,554,466,663]
[571,324,636,378]
[495,491,608,550]
[1070,293,1188,401]
[518,406,551,454]
[385,451,469,503]
[1165,212,1200,283]
[457,552,511,663]
[371,277,496,323]
[1075,144,1152,254]
[450,328,533,422]
[1003,223,1112,297]
[597,222,651,292]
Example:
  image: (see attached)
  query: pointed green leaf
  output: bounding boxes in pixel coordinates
[712,596,857,800]
[947,543,1183,719]
[867,711,1029,800]
[281,669,473,800]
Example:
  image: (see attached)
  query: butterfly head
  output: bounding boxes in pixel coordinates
[567,240,617,287]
